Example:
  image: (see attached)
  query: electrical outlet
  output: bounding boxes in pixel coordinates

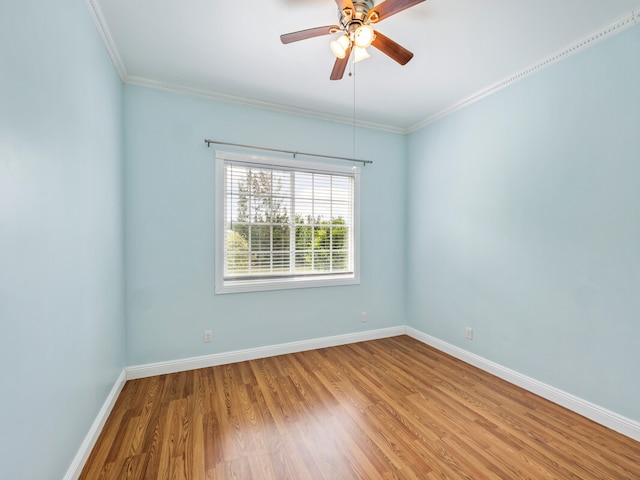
[204,330,213,342]
[361,312,368,322]
[465,327,473,341]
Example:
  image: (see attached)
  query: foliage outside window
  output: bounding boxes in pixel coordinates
[215,151,360,293]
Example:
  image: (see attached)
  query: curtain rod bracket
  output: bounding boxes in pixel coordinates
[203,139,372,166]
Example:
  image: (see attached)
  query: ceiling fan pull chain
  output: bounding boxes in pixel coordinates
[352,58,357,160]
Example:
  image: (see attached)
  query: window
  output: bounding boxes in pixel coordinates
[215,151,360,294]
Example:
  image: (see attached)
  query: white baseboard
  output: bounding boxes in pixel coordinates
[63,368,127,480]
[406,327,640,442]
[126,326,406,380]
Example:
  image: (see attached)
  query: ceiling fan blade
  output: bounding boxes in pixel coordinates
[371,30,414,65]
[367,0,426,23]
[330,46,352,80]
[280,25,340,44]
[335,0,355,13]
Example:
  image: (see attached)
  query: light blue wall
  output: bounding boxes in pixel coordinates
[407,26,640,421]
[123,86,407,365]
[0,1,125,479]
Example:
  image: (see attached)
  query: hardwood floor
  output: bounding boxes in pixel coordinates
[80,336,640,479]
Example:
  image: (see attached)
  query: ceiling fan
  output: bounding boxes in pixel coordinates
[280,0,425,80]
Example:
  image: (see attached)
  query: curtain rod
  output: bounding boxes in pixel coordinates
[204,139,373,166]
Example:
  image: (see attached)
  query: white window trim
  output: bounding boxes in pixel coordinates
[215,150,360,294]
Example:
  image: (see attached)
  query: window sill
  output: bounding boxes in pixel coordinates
[215,274,360,294]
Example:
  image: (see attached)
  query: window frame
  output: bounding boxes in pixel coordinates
[215,150,360,294]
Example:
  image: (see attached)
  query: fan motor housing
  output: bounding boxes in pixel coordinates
[339,0,375,31]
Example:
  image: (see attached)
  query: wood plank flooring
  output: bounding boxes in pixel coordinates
[79,336,640,479]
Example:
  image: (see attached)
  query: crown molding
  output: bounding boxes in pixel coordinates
[407,10,639,133]
[85,0,127,80]
[86,1,638,136]
[124,75,406,134]
[85,0,400,134]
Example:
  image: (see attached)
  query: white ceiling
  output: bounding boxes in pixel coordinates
[90,0,640,132]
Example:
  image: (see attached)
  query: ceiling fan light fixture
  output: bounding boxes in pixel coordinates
[353,46,371,63]
[354,24,374,49]
[330,34,351,59]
